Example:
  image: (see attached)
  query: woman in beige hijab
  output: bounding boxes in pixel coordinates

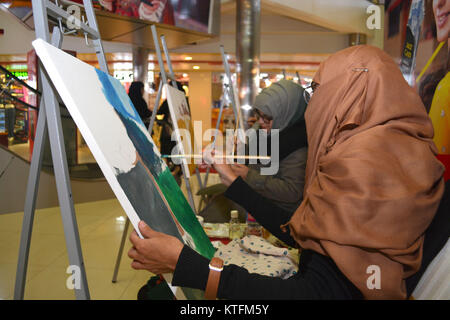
[284,44,445,299]
[127,45,445,300]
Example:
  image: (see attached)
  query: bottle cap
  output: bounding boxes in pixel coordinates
[231,210,238,219]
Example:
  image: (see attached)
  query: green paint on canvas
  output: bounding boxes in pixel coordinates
[156,168,216,259]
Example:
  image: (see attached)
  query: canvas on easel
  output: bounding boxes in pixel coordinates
[32,39,215,297]
[164,84,200,178]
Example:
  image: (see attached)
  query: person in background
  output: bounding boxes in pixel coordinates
[228,79,308,212]
[128,81,152,128]
[5,103,15,143]
[127,45,445,300]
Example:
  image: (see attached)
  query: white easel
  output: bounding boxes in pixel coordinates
[197,45,243,211]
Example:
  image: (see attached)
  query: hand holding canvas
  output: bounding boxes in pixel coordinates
[128,221,184,274]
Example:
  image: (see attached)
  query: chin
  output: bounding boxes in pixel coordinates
[436,31,450,43]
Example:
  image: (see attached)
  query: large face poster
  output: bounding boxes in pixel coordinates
[414,0,450,179]
[385,0,450,177]
[415,0,450,155]
[32,39,214,263]
[68,0,212,33]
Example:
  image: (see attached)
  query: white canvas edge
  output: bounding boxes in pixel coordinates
[32,40,195,299]
[33,38,143,239]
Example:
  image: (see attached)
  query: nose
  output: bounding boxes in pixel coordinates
[257,117,265,125]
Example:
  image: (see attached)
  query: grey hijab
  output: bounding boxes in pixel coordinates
[254,79,306,131]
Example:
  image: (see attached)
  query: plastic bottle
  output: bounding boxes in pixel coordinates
[245,213,263,237]
[228,210,241,240]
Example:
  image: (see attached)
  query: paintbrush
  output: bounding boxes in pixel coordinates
[161,154,271,160]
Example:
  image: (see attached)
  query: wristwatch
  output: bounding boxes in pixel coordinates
[204,257,224,300]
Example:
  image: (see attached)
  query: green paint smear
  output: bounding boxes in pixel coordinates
[156,168,216,259]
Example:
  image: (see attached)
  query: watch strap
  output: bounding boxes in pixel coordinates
[204,257,224,300]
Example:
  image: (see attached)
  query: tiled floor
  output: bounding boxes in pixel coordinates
[0,166,221,300]
[3,136,221,300]
[0,198,154,300]
[8,141,96,164]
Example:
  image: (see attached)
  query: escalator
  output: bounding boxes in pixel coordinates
[0,64,107,179]
[0,61,115,214]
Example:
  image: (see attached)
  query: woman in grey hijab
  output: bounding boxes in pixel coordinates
[254,79,306,131]
[225,79,308,212]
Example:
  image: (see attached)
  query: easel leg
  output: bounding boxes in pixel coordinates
[14,98,47,300]
[195,168,205,212]
[147,77,163,134]
[41,71,90,300]
[112,217,130,283]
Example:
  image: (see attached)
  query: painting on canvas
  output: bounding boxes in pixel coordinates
[31,39,215,266]
[164,84,199,177]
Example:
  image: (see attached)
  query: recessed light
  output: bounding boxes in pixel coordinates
[184,56,193,61]
[193,65,200,70]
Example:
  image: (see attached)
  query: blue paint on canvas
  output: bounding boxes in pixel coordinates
[95,70,143,125]
[95,69,163,177]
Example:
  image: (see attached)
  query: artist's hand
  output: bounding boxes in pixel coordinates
[203,148,238,186]
[214,163,238,186]
[128,221,184,274]
[230,163,249,179]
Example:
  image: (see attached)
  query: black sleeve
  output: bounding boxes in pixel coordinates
[141,100,152,118]
[224,177,296,247]
[278,119,308,160]
[172,245,362,300]
[135,99,151,119]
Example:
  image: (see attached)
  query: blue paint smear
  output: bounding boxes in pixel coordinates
[95,69,163,176]
[95,69,142,125]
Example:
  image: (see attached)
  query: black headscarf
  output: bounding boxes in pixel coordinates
[128,81,151,124]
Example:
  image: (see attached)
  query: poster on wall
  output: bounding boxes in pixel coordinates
[413,0,450,175]
[68,0,212,33]
[400,0,425,85]
[32,38,215,298]
[387,0,450,178]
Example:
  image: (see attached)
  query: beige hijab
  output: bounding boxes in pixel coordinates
[285,45,445,299]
